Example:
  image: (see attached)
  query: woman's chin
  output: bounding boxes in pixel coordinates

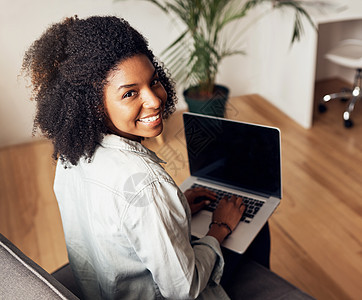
[141,122,163,139]
[152,125,164,138]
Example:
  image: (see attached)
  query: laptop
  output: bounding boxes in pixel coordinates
[179,112,282,254]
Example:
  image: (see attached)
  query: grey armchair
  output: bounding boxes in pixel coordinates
[0,232,315,299]
[0,233,77,299]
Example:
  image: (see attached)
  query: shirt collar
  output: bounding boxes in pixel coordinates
[100,134,166,164]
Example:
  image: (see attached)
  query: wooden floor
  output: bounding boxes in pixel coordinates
[1,78,361,299]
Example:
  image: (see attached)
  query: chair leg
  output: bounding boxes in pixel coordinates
[343,89,361,128]
[321,91,352,103]
[340,87,353,101]
[319,69,362,127]
[318,91,352,113]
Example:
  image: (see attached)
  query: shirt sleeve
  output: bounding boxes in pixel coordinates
[121,179,224,299]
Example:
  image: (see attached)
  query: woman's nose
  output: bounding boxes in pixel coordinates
[142,89,162,109]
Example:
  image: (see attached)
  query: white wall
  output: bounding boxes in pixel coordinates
[316,19,362,83]
[0,0,303,148]
[253,9,319,129]
[250,1,362,129]
[2,0,360,148]
[0,0,184,148]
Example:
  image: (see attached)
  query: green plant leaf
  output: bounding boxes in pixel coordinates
[117,0,320,94]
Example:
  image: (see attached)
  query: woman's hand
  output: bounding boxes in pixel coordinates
[208,195,245,244]
[183,187,216,215]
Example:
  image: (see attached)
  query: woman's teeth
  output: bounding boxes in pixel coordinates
[138,114,160,123]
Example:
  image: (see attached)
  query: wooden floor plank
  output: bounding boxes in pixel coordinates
[0,78,361,299]
[0,141,68,272]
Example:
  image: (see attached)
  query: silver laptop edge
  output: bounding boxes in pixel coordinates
[180,112,282,254]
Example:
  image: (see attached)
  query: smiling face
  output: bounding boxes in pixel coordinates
[103,54,167,142]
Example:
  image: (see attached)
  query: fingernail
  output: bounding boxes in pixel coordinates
[205,201,210,205]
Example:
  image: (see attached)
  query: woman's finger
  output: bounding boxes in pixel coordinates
[235,196,244,207]
[195,188,217,199]
[229,195,237,203]
[239,203,246,213]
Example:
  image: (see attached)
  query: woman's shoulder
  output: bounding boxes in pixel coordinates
[87,138,173,186]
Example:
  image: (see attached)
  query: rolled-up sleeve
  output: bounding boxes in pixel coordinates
[192,236,224,285]
[121,179,226,299]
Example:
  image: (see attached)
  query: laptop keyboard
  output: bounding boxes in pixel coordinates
[191,184,265,223]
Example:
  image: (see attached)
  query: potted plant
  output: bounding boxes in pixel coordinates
[121,0,320,117]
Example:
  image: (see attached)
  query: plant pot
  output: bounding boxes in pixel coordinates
[183,84,229,117]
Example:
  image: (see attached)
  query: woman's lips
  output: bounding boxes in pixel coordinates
[138,114,161,123]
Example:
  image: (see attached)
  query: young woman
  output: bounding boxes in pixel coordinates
[22,16,260,299]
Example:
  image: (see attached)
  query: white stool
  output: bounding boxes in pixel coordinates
[318,39,362,128]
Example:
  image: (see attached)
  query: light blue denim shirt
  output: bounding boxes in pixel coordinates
[54,134,230,299]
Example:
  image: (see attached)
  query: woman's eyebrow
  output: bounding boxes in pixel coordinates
[117,70,157,90]
[117,83,137,90]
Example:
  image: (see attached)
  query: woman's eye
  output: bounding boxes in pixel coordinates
[151,78,160,86]
[123,90,137,99]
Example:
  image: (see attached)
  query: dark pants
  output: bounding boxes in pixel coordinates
[221,222,271,288]
[219,222,315,299]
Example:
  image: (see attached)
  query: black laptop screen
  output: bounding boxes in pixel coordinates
[183,113,282,198]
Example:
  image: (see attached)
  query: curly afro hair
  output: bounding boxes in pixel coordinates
[22,16,177,166]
